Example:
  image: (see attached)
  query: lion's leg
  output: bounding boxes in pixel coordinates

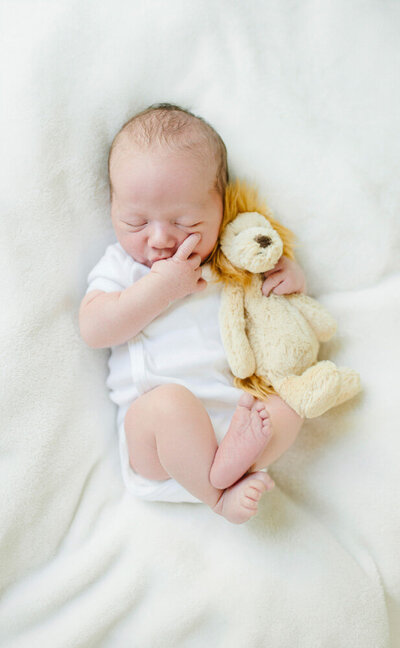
[271,361,341,418]
[333,368,361,408]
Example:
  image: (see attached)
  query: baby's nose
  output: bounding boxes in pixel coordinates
[148,223,175,248]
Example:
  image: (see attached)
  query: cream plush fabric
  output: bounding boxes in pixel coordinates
[218,211,361,418]
[1,1,399,647]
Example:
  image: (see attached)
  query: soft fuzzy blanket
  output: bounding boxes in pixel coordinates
[1,1,399,646]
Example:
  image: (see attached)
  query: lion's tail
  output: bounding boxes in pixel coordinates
[233,375,276,402]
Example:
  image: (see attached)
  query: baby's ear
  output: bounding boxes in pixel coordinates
[220,212,283,273]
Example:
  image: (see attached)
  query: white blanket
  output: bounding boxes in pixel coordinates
[1,1,399,646]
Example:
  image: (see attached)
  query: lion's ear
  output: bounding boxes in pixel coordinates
[231,212,270,233]
[208,180,296,281]
[222,180,297,261]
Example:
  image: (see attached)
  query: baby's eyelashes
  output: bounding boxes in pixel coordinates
[121,218,202,234]
[176,222,201,230]
[122,220,146,229]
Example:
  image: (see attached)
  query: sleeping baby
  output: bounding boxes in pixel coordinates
[79,103,306,524]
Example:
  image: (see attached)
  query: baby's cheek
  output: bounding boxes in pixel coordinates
[200,238,218,261]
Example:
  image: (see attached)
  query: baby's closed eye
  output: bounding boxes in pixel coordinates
[176,221,202,229]
[122,221,146,230]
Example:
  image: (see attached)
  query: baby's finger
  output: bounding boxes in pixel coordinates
[263,257,284,278]
[188,253,202,268]
[261,275,282,296]
[196,277,208,291]
[271,280,287,295]
[174,233,201,261]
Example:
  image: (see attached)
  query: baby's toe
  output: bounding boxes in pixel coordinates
[246,486,263,502]
[255,474,275,491]
[262,417,272,430]
[254,402,271,420]
[242,497,258,511]
[238,393,255,409]
[254,400,266,412]
[247,471,275,492]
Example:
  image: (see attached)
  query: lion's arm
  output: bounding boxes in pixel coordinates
[286,293,337,342]
[219,284,256,378]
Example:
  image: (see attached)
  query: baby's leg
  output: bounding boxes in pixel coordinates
[210,393,303,489]
[209,393,273,489]
[248,394,304,472]
[124,384,274,524]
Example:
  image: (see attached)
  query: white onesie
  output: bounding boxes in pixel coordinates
[86,242,243,504]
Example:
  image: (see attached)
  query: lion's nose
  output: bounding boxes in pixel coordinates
[254,234,272,248]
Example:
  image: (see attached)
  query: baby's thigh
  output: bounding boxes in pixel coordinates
[124,383,204,480]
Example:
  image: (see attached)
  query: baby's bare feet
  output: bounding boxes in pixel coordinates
[212,471,275,524]
[210,393,273,489]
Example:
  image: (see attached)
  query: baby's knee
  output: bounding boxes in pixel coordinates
[126,383,190,427]
[144,383,197,415]
[153,383,194,403]
[153,383,192,397]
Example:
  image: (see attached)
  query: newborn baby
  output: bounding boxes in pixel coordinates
[79,103,306,524]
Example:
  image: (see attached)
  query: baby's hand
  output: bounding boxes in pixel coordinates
[261,256,307,296]
[150,234,207,303]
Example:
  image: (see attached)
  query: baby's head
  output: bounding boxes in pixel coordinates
[108,104,228,267]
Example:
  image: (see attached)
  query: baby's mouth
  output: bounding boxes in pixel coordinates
[150,254,173,263]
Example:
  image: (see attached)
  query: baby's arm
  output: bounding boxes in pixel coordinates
[261,256,306,296]
[79,233,205,348]
[80,273,171,348]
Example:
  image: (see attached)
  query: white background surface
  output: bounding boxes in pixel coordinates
[1,1,399,646]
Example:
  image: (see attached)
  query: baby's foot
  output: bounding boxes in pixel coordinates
[210,393,273,489]
[212,471,275,524]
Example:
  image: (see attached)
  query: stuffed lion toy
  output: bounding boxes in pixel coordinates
[206,180,361,419]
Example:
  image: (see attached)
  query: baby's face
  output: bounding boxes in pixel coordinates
[110,146,223,268]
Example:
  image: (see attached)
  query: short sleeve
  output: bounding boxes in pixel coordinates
[86,243,135,295]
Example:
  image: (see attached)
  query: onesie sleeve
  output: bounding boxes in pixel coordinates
[86,243,137,294]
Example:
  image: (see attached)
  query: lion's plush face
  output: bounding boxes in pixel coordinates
[220,212,283,273]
